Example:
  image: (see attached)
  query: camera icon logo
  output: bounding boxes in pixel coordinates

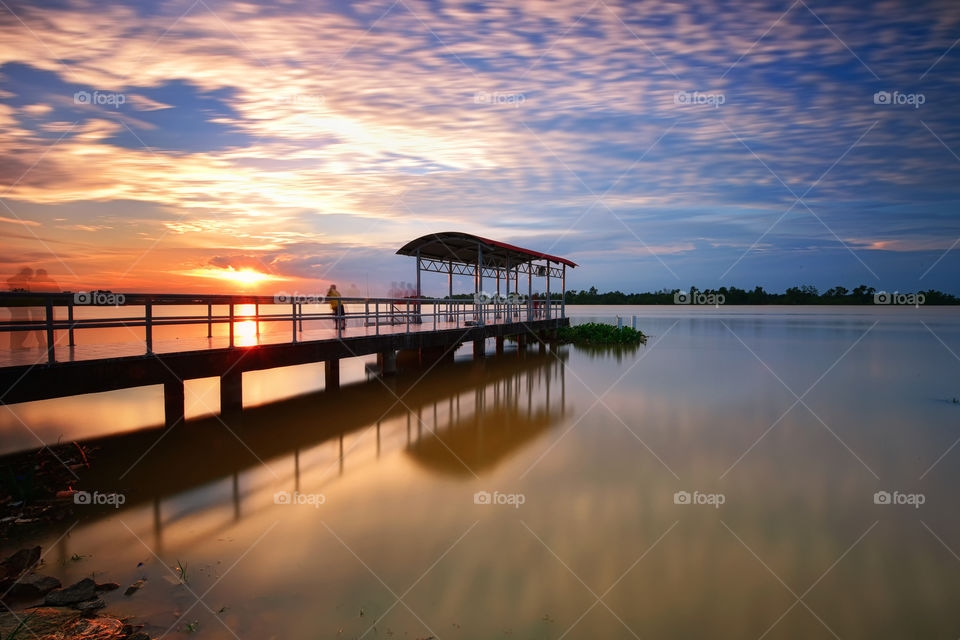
[73,490,92,505]
[873,291,891,304]
[473,490,492,505]
[873,490,891,505]
[873,91,891,105]
[674,291,691,304]
[274,292,289,303]
[74,90,91,105]
[273,491,292,505]
[73,291,91,305]
[673,491,691,505]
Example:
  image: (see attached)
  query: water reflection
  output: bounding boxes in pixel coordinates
[19,349,568,554]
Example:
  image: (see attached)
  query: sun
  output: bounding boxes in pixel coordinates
[217,268,271,285]
[186,267,276,286]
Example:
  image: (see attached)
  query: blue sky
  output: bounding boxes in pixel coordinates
[1,0,959,295]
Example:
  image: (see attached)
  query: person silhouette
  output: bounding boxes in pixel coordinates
[326,284,345,330]
[6,267,33,350]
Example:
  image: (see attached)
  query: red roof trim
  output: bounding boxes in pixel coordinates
[397,232,577,268]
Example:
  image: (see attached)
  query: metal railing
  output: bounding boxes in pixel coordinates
[0,292,565,365]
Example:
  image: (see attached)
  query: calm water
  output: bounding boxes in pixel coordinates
[2,305,959,639]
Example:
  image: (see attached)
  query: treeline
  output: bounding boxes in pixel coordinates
[563,285,960,305]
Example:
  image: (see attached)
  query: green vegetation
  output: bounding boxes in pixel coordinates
[556,322,646,345]
[176,559,189,584]
[564,285,959,305]
[2,611,35,640]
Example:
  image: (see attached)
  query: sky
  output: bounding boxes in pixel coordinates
[1,0,960,296]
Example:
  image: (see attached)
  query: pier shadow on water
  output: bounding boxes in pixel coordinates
[3,348,570,551]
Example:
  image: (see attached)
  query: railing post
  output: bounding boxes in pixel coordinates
[406,301,410,333]
[365,300,369,334]
[292,301,298,343]
[229,303,235,347]
[67,301,75,347]
[433,300,437,331]
[375,302,380,335]
[207,303,212,338]
[298,303,303,331]
[45,297,55,364]
[145,300,153,355]
[255,303,260,338]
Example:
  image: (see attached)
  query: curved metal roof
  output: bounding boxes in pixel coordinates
[396,232,577,268]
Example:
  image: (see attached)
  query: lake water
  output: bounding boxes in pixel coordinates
[2,305,959,639]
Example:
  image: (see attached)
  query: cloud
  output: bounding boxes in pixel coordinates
[0,0,958,293]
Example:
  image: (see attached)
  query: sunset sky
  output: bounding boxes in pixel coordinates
[1,0,959,296]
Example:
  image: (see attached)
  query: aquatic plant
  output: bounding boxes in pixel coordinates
[555,322,646,346]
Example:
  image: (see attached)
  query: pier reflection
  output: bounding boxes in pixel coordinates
[34,348,568,556]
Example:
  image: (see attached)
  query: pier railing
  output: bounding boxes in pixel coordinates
[0,292,565,365]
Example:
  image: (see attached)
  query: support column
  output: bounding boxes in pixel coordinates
[496,335,504,355]
[527,267,532,321]
[517,333,527,351]
[546,260,551,320]
[476,243,484,325]
[378,350,397,376]
[325,358,340,389]
[562,263,566,318]
[220,369,243,416]
[163,377,185,428]
[539,332,546,354]
[473,338,485,359]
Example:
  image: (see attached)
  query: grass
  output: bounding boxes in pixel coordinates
[2,612,35,640]
[176,560,189,584]
[555,322,647,346]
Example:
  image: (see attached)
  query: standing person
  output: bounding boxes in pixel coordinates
[30,269,60,349]
[6,267,32,350]
[532,292,540,319]
[327,283,345,330]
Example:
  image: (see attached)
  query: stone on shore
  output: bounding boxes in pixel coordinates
[44,577,96,606]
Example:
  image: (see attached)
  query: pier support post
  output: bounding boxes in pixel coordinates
[496,335,504,355]
[163,378,185,428]
[473,338,485,359]
[378,350,397,376]
[538,332,546,354]
[517,333,527,351]
[325,359,340,390]
[220,370,243,416]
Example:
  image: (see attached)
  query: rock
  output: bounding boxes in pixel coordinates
[2,573,61,600]
[73,598,106,612]
[123,579,144,596]
[45,577,97,606]
[0,546,41,579]
[95,582,120,592]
